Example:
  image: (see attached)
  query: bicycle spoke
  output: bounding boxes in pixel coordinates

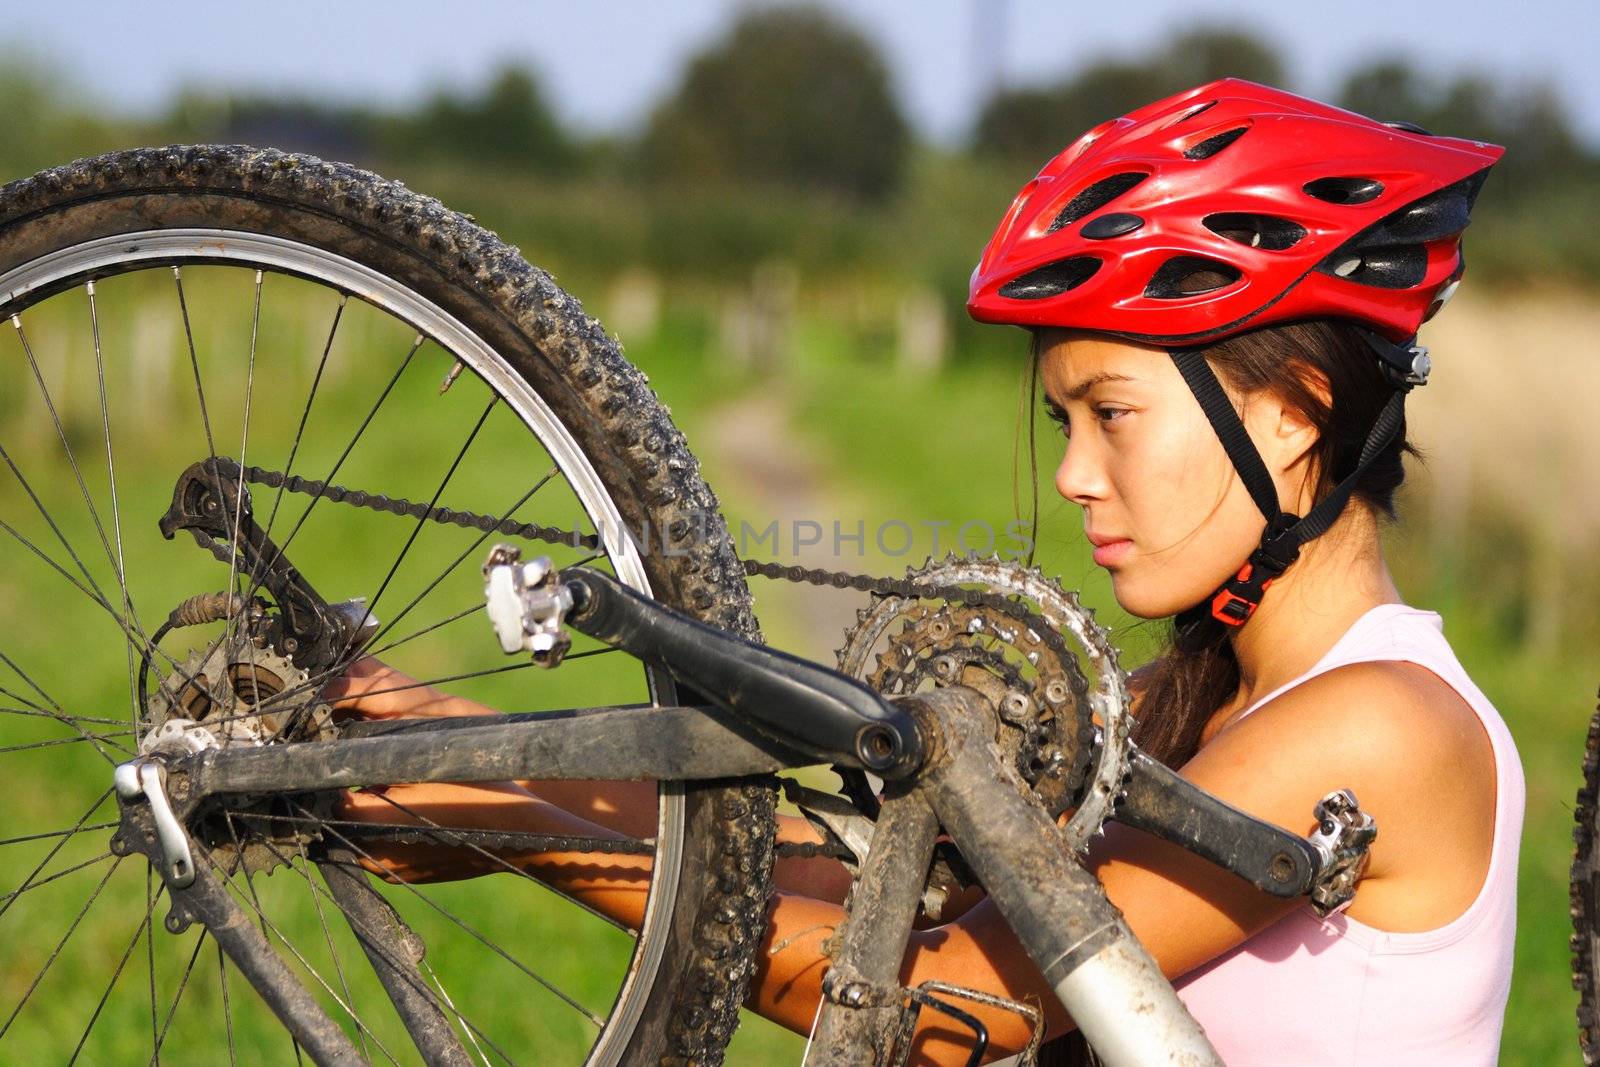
[370,790,629,933]
[0,820,119,848]
[12,313,159,679]
[0,440,179,697]
[420,957,493,1067]
[366,468,561,649]
[147,866,159,1064]
[65,881,164,1066]
[0,734,131,756]
[172,266,219,463]
[264,395,504,740]
[354,396,498,642]
[279,469,570,717]
[368,603,483,659]
[217,942,238,1067]
[310,808,605,1030]
[240,333,427,615]
[0,646,65,713]
[220,813,384,1065]
[0,788,114,920]
[0,704,134,728]
[293,837,370,1065]
[203,850,403,1065]
[149,929,208,1067]
[0,514,189,734]
[88,279,143,727]
[220,271,264,656]
[251,833,519,1065]
[0,851,115,909]
[260,295,346,541]
[0,854,125,1038]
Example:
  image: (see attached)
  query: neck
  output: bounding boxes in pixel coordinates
[1225,505,1401,705]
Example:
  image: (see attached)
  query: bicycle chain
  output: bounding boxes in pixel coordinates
[232,812,851,859]
[224,459,1086,658]
[217,461,1100,861]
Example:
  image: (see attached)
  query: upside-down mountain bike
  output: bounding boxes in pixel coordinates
[0,147,1384,1067]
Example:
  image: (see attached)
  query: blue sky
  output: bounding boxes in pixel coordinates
[10,0,1598,144]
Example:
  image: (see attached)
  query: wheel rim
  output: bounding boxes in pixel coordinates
[0,229,686,1064]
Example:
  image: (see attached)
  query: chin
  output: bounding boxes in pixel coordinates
[1108,572,1208,621]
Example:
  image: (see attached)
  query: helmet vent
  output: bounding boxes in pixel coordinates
[1046,173,1148,233]
[1303,176,1385,205]
[1376,184,1474,242]
[1317,244,1427,288]
[1203,213,1307,251]
[1183,126,1249,160]
[999,256,1102,300]
[1384,120,1434,135]
[1145,256,1242,299]
[1170,99,1219,126]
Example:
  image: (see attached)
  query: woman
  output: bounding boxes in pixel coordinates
[331,79,1524,1064]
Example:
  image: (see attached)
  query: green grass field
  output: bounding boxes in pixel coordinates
[0,262,1587,1064]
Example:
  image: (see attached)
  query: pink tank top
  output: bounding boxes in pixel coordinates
[1172,603,1524,1065]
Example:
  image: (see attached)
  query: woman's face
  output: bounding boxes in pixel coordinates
[1037,329,1313,619]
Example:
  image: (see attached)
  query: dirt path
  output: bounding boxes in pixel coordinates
[698,390,871,663]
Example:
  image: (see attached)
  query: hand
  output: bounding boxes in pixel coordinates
[325,656,520,881]
[323,656,492,721]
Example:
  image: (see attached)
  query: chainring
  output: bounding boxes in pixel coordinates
[836,555,1133,853]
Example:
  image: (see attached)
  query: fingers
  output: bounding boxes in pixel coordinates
[324,656,417,718]
[325,656,501,721]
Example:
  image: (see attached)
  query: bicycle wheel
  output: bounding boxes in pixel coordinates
[1574,689,1600,1064]
[0,146,775,1065]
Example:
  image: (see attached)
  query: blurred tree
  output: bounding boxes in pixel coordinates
[972,25,1282,163]
[1154,26,1284,92]
[1336,60,1430,125]
[0,53,132,181]
[640,3,910,201]
[1336,61,1594,187]
[384,64,577,173]
[182,95,378,161]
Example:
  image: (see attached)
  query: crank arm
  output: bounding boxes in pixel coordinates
[1115,746,1323,898]
[558,565,924,778]
[159,458,360,673]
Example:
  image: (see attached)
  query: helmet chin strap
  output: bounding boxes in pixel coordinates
[1169,330,1425,631]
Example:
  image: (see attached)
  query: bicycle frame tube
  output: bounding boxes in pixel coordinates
[183,704,809,798]
[170,687,1224,1066]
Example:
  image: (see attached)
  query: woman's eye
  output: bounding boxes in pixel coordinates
[1096,405,1128,424]
[1045,404,1070,436]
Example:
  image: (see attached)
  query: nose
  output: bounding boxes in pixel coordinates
[1054,436,1109,506]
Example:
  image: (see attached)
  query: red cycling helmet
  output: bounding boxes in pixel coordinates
[969,79,1504,630]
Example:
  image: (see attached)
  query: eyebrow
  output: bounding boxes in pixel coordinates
[1050,371,1138,403]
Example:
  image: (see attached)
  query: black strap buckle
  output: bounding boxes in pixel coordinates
[1210,515,1300,627]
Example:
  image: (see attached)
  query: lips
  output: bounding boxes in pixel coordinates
[1085,530,1132,567]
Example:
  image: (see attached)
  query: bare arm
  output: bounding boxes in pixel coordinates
[330,657,1494,1065]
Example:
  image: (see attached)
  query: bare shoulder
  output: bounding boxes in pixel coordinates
[1210,659,1488,773]
[1189,660,1496,907]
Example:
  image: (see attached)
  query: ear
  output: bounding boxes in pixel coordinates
[1261,366,1329,492]
[1241,364,1331,489]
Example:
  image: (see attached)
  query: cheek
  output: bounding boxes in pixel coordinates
[1106,417,1267,616]
[1110,415,1227,538]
